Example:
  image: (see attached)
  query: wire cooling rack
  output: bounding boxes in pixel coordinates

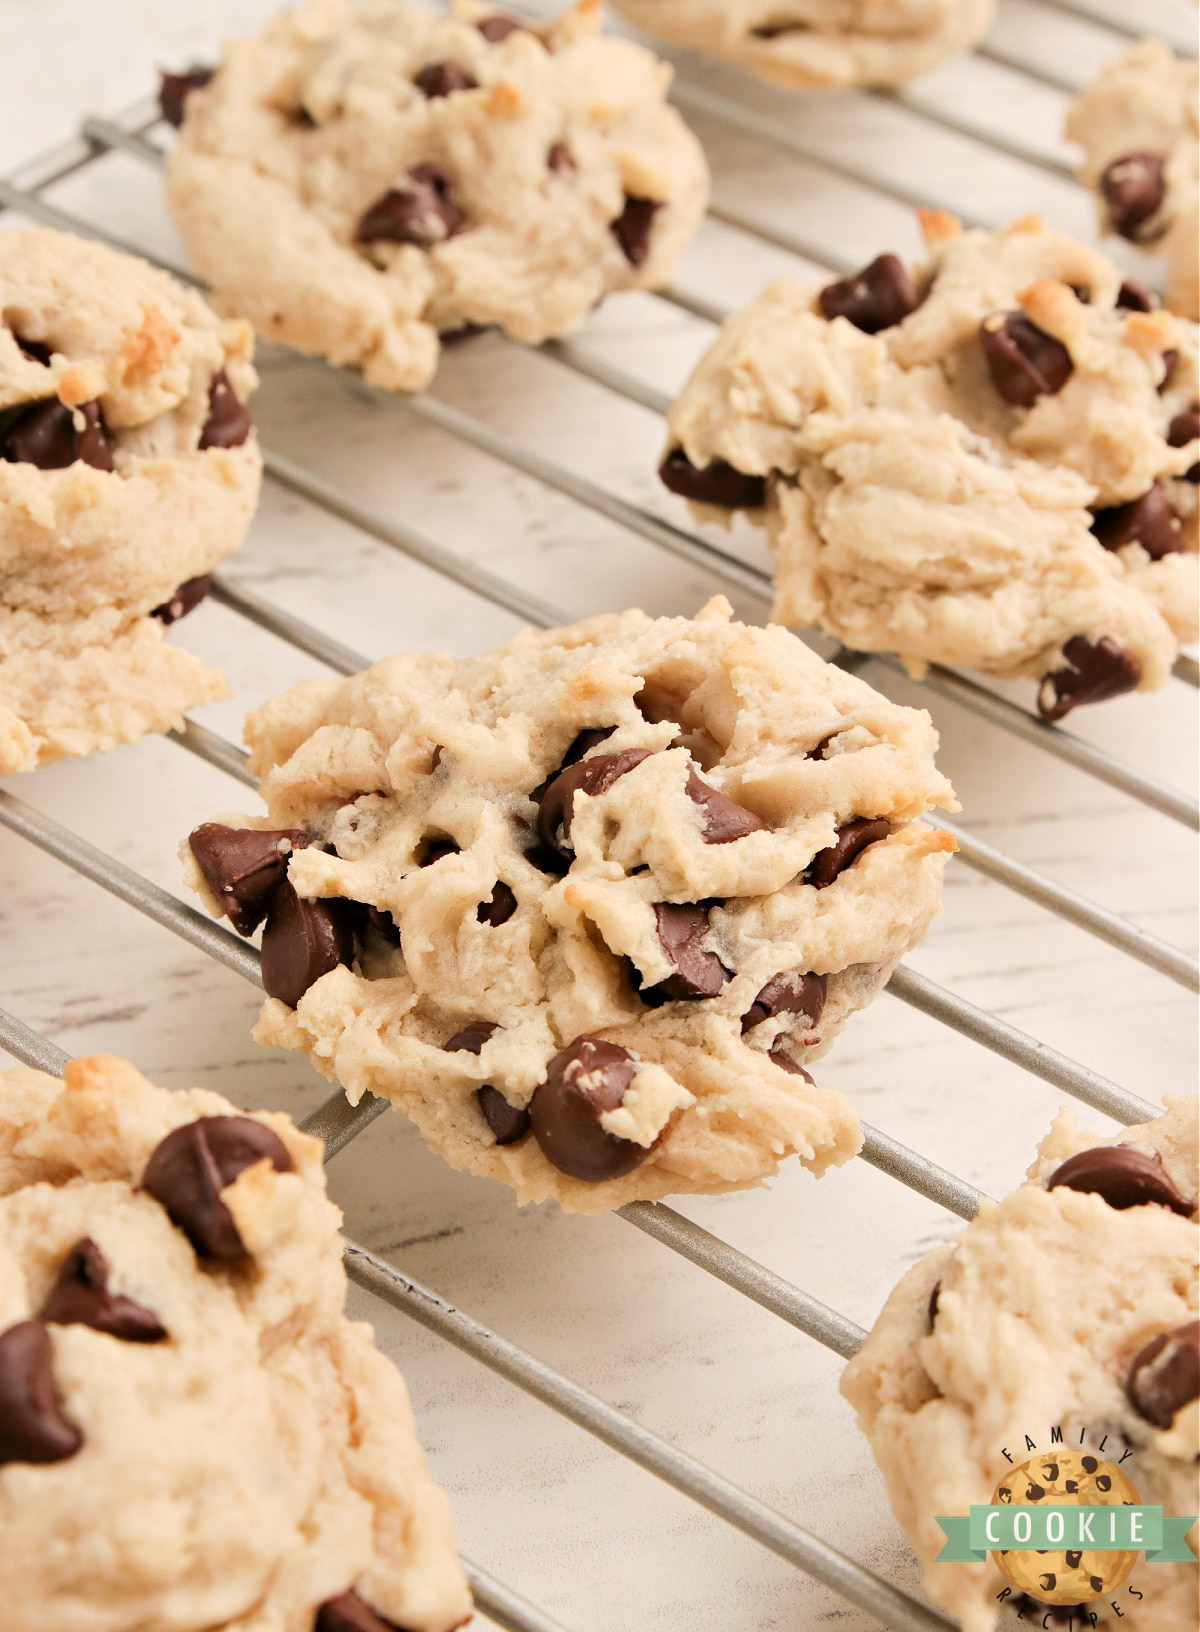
[0,1,1196,1627]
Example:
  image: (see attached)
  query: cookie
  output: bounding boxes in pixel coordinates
[609,0,994,90]
[660,213,1200,715]
[163,0,709,394]
[181,598,957,1212]
[0,228,262,773]
[1067,39,1199,323]
[840,1096,1199,1632]
[0,1053,471,1632]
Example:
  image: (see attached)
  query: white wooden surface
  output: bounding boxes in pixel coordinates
[0,3,1196,1629]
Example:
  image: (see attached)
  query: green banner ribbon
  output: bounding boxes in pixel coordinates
[935,1507,1198,1564]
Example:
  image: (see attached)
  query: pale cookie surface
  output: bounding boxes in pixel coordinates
[0,228,262,772]
[164,0,709,394]
[0,1053,470,1632]
[841,1096,1199,1632]
[661,215,1200,712]
[609,0,993,90]
[182,600,957,1211]
[1067,39,1199,322]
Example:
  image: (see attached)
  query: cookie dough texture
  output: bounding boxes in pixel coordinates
[664,215,1199,691]
[187,600,958,1211]
[1067,39,1199,321]
[164,0,709,393]
[0,229,261,772]
[841,1096,1199,1632]
[609,0,994,90]
[0,1053,470,1632]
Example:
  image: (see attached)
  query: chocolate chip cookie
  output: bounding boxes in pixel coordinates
[0,1052,470,1632]
[164,0,709,393]
[841,1095,1199,1632]
[182,599,958,1211]
[661,213,1199,715]
[0,229,261,772]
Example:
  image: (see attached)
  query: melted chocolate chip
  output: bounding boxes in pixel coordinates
[414,60,478,98]
[1090,482,1183,559]
[188,823,311,936]
[818,254,919,335]
[1046,1144,1193,1215]
[475,13,527,41]
[547,141,574,174]
[477,1085,531,1145]
[926,1281,940,1332]
[142,1115,294,1261]
[159,66,215,128]
[1100,152,1166,242]
[768,1045,813,1082]
[684,767,766,844]
[980,312,1073,407]
[639,903,730,1004]
[444,1020,499,1054]
[40,1238,166,1342]
[741,970,827,1033]
[198,369,252,450]
[806,818,893,888]
[530,1036,648,1181]
[611,196,660,268]
[316,1591,408,1632]
[658,446,766,510]
[1115,279,1157,313]
[477,881,518,926]
[537,748,653,858]
[260,882,355,1008]
[358,164,465,247]
[0,1321,82,1466]
[152,573,212,625]
[1,397,113,470]
[1126,1320,1200,1429]
[1038,636,1141,721]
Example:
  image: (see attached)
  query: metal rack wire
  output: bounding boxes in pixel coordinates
[0,4,1195,1627]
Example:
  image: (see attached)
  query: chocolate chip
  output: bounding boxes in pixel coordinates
[358,164,465,247]
[1046,1144,1193,1215]
[39,1238,166,1343]
[1081,1455,1098,1474]
[548,141,574,174]
[1115,279,1157,313]
[419,836,460,867]
[926,1281,940,1332]
[684,767,767,844]
[188,823,312,936]
[316,1591,407,1632]
[1038,636,1141,721]
[444,1020,499,1054]
[159,66,215,128]
[980,312,1073,407]
[0,398,113,471]
[658,446,767,510]
[1100,152,1166,242]
[768,1045,813,1082]
[806,817,892,888]
[477,881,517,926]
[1168,405,1200,482]
[152,573,212,625]
[0,1321,82,1466]
[1065,1550,1082,1569]
[818,254,919,335]
[1160,349,1180,393]
[611,196,660,268]
[1094,1474,1111,1491]
[1041,1462,1059,1482]
[1038,1574,1056,1591]
[198,368,252,450]
[1090,482,1183,559]
[477,1085,531,1145]
[639,903,730,1004]
[741,970,826,1033]
[1026,1484,1046,1501]
[1126,1320,1200,1429]
[414,60,478,97]
[530,1036,649,1181]
[475,13,527,41]
[142,1115,294,1261]
[363,904,402,946]
[14,335,52,364]
[260,882,355,1008]
[537,748,653,858]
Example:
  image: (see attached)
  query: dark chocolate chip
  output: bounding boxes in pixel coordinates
[768,1045,814,1082]
[198,368,252,450]
[537,748,653,858]
[1065,1551,1082,1569]
[1026,1484,1046,1501]
[741,969,827,1034]
[806,817,893,888]
[611,196,660,268]
[477,881,518,926]
[1037,635,1141,721]
[1100,152,1166,243]
[1125,1320,1200,1429]
[159,66,215,128]
[1094,1474,1111,1492]
[475,13,527,41]
[818,253,919,335]
[639,902,730,1004]
[142,1114,294,1261]
[40,1237,166,1343]
[1,397,113,471]
[1115,279,1157,313]
[530,1036,649,1181]
[1081,1455,1098,1474]
[358,164,465,247]
[684,767,767,844]
[363,904,402,947]
[260,881,355,1008]
[0,1320,82,1466]
[420,836,460,867]
[477,1085,531,1145]
[444,1020,499,1055]
[1090,482,1183,559]
[188,823,311,936]
[152,573,212,625]
[547,141,574,174]
[926,1281,940,1332]
[658,446,766,510]
[1038,1574,1055,1591]
[316,1591,408,1632]
[980,311,1073,407]
[1046,1144,1193,1215]
[14,335,52,365]
[414,60,478,97]
[1041,1462,1059,1482]
[1168,405,1200,449]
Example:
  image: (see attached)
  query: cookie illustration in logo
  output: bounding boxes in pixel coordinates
[992,1450,1141,1605]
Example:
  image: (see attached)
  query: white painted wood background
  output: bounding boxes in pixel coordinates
[0,2,1196,1628]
